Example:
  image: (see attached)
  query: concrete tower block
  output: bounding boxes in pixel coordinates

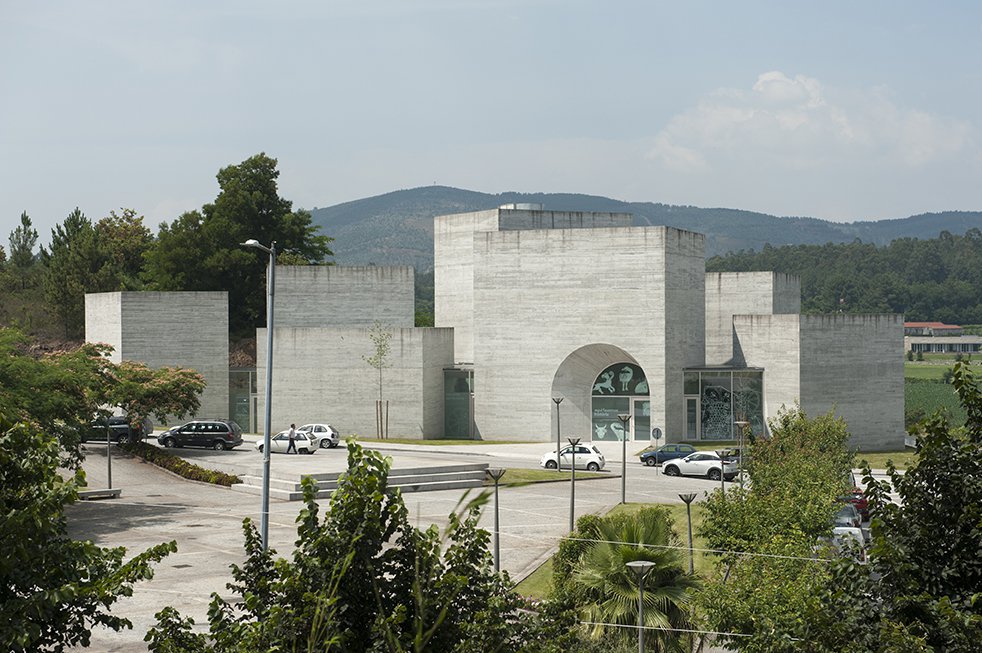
[705,272,800,365]
[85,291,229,423]
[274,265,414,328]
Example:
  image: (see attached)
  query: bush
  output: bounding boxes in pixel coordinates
[916,351,924,361]
[119,442,241,486]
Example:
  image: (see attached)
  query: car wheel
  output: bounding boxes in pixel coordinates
[299,448,310,455]
[664,465,680,476]
[213,441,227,451]
[545,459,557,470]
[645,457,656,467]
[329,441,339,448]
[117,433,132,446]
[587,462,600,472]
[161,437,176,448]
[708,468,722,481]
[320,439,331,449]
[257,444,264,453]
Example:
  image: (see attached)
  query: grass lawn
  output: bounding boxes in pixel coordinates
[484,468,608,487]
[854,450,916,471]
[904,363,950,381]
[514,500,711,599]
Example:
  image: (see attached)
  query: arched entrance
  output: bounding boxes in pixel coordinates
[551,344,651,442]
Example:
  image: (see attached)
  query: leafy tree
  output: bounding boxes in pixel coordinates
[146,442,582,652]
[95,208,154,289]
[364,320,393,439]
[0,415,176,652]
[697,407,856,652]
[554,507,699,652]
[0,328,204,468]
[144,153,334,334]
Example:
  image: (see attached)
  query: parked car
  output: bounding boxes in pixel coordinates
[640,443,697,466]
[840,488,869,521]
[296,423,341,449]
[158,419,243,451]
[85,415,153,445]
[822,526,868,563]
[662,452,737,481]
[833,503,862,528]
[540,443,605,471]
[256,430,318,455]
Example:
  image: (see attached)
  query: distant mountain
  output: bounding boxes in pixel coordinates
[309,186,982,270]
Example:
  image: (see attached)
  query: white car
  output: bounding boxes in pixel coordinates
[297,423,341,449]
[540,443,606,471]
[256,430,318,455]
[662,452,737,481]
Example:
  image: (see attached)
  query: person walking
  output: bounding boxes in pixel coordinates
[286,423,297,454]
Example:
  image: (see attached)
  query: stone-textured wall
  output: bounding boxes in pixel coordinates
[799,314,904,452]
[734,313,904,451]
[705,272,800,365]
[84,292,229,423]
[273,266,414,328]
[256,327,454,438]
[472,226,705,441]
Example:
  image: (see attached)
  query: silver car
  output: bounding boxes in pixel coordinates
[662,452,737,481]
[297,423,341,449]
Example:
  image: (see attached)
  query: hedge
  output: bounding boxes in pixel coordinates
[119,441,242,486]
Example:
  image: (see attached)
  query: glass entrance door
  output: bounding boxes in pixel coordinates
[685,396,700,440]
[633,399,650,441]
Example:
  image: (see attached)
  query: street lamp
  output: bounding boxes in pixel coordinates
[626,560,655,653]
[679,493,697,574]
[552,397,564,472]
[618,413,632,504]
[241,238,276,550]
[568,436,581,532]
[715,449,727,497]
[734,420,749,488]
[486,468,506,572]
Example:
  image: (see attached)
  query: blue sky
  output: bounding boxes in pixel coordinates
[2,1,981,241]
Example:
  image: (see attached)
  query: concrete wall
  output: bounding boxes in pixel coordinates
[257,326,454,438]
[274,265,414,328]
[799,314,904,452]
[705,272,800,365]
[734,313,904,451]
[471,225,705,441]
[434,208,635,365]
[85,291,229,423]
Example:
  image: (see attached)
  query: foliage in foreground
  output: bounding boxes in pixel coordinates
[552,507,700,652]
[146,441,584,653]
[120,441,241,486]
[0,415,175,653]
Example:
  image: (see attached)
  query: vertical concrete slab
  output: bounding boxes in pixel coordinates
[274,266,414,328]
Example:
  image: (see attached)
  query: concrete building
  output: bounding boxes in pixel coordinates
[84,291,229,422]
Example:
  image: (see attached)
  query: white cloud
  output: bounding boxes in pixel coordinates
[647,71,973,173]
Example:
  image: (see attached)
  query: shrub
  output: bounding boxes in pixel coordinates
[916,351,924,361]
[119,442,241,486]
[906,350,914,361]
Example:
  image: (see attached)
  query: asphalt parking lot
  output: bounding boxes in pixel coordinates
[66,436,879,652]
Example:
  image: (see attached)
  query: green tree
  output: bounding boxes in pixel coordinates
[95,208,154,289]
[146,442,582,652]
[364,320,393,439]
[144,153,333,334]
[556,507,700,652]
[8,211,39,289]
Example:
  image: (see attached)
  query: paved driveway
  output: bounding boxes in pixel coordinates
[65,439,739,652]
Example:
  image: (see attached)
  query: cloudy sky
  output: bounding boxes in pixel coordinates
[2,1,981,240]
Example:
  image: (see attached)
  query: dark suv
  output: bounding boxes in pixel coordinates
[85,415,154,445]
[158,419,243,451]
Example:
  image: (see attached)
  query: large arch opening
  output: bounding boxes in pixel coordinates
[551,344,651,442]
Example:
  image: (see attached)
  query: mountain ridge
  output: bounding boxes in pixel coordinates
[309,186,982,269]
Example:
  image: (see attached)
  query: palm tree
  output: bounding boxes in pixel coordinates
[570,507,700,652]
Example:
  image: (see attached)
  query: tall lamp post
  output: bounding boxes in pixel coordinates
[679,492,697,574]
[734,420,749,489]
[626,560,655,653]
[486,468,506,572]
[568,436,580,532]
[552,396,564,472]
[241,238,276,550]
[618,413,632,504]
[715,449,727,497]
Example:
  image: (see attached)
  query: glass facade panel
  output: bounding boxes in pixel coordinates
[443,369,473,439]
[683,372,700,395]
[229,369,254,432]
[686,397,699,439]
[699,373,732,440]
[732,371,765,437]
[634,399,650,441]
[591,363,648,440]
[592,397,630,441]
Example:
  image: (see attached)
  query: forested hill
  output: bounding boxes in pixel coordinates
[309,185,982,269]
[706,231,982,324]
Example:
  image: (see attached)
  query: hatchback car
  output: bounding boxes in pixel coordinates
[640,443,697,466]
[662,452,737,481]
[85,415,154,445]
[540,443,605,471]
[158,419,243,451]
[296,423,341,449]
[256,431,318,455]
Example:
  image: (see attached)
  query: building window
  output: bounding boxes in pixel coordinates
[591,363,648,441]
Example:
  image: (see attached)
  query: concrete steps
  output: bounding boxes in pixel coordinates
[231,462,489,502]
